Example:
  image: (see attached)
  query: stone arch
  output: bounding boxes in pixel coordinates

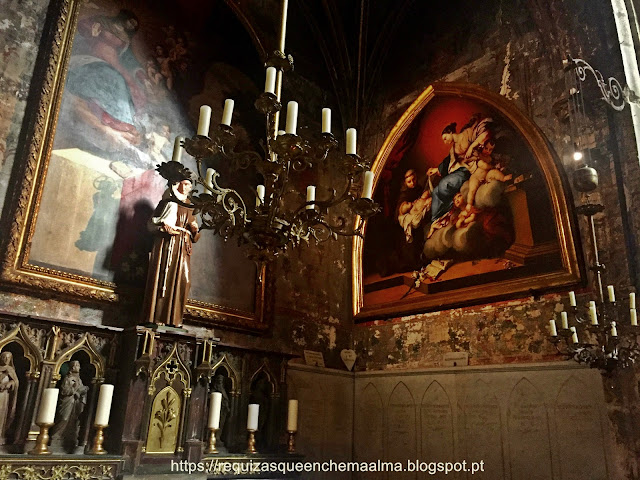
[420,380,454,461]
[250,360,278,396]
[211,354,240,394]
[0,323,43,378]
[52,333,105,384]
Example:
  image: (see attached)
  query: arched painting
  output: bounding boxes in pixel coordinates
[353,83,582,320]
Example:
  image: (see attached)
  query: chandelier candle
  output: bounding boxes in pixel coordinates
[198,105,212,136]
[549,319,558,336]
[172,136,184,162]
[607,285,616,302]
[306,186,316,209]
[94,384,114,426]
[286,101,298,134]
[322,108,331,133]
[362,171,374,199]
[206,169,215,190]
[256,185,266,206]
[222,99,234,127]
[568,291,576,307]
[631,308,638,326]
[589,301,598,325]
[265,67,277,94]
[560,311,568,329]
[346,128,357,155]
[630,292,636,309]
[570,327,579,344]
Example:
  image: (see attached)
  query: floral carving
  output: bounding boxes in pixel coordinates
[154,390,178,448]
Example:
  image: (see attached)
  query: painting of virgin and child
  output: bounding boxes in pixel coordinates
[359,88,574,316]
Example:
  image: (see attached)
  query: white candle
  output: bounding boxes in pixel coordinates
[206,168,215,190]
[208,392,222,429]
[94,384,114,426]
[172,136,184,162]
[221,99,234,127]
[306,185,316,210]
[287,399,298,431]
[630,292,636,309]
[346,128,357,155]
[278,130,286,137]
[247,404,259,431]
[631,308,638,326]
[607,285,616,303]
[285,101,298,135]
[362,171,374,199]
[37,388,59,424]
[549,319,558,336]
[570,326,579,344]
[568,291,576,307]
[560,311,568,329]
[611,321,618,337]
[256,185,265,207]
[197,105,212,136]
[322,108,331,134]
[264,67,277,94]
[589,302,598,325]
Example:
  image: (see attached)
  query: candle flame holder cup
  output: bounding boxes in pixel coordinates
[287,430,297,454]
[255,92,282,115]
[205,428,219,454]
[29,422,53,455]
[246,429,258,454]
[90,424,108,455]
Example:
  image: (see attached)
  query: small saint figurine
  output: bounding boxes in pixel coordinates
[50,360,89,452]
[212,374,231,447]
[142,161,200,327]
[0,351,19,445]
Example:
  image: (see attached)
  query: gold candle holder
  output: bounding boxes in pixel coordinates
[246,429,258,454]
[90,425,108,455]
[29,422,53,455]
[205,428,219,454]
[287,430,297,454]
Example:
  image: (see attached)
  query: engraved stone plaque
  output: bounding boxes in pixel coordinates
[388,382,417,480]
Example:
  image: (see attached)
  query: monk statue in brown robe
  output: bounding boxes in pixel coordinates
[142,161,200,327]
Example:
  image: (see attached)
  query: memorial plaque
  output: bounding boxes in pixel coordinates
[421,381,455,468]
[463,380,504,479]
[555,377,607,480]
[355,383,385,480]
[507,379,552,480]
[388,382,417,479]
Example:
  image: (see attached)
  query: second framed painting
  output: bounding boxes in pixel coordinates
[353,83,583,320]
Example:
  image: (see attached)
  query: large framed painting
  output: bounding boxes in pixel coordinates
[1,0,271,332]
[353,83,583,320]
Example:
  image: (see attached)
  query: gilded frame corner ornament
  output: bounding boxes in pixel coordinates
[0,0,272,334]
[352,82,583,320]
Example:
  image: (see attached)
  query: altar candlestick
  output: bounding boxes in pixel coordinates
[287,399,299,431]
[197,105,212,136]
[94,384,114,426]
[37,388,59,424]
[247,404,259,431]
[208,392,222,429]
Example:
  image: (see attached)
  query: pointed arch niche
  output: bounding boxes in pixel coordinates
[353,82,583,319]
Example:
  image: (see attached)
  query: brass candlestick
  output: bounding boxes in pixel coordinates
[205,428,219,454]
[246,430,258,454]
[287,430,297,454]
[90,425,107,455]
[29,422,53,455]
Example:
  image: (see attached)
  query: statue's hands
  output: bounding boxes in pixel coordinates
[161,223,179,235]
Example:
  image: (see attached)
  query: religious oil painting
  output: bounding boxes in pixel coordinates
[4,0,269,331]
[353,83,582,320]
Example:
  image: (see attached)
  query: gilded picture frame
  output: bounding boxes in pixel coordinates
[0,0,272,333]
[352,82,583,321]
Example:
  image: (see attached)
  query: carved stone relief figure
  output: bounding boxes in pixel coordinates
[0,352,19,445]
[50,360,89,452]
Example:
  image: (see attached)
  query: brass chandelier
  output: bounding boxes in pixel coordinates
[174,0,380,263]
